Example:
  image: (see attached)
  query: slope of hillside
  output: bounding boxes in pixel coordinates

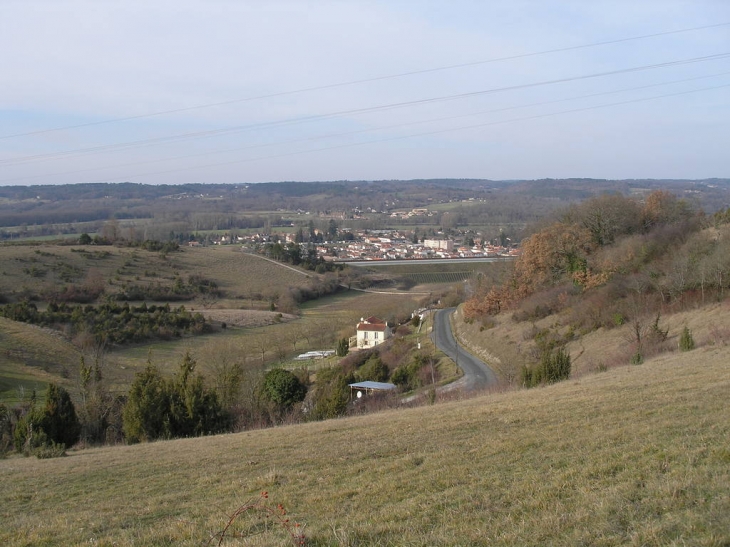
[0,317,81,403]
[454,300,730,382]
[2,344,728,546]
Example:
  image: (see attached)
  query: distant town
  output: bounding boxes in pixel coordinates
[204,212,520,262]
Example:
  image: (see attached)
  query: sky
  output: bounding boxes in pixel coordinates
[0,0,729,186]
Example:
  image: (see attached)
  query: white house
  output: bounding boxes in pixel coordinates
[351,316,392,349]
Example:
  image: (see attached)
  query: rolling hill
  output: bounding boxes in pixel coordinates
[1,330,728,546]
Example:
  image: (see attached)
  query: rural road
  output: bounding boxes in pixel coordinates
[431,307,498,391]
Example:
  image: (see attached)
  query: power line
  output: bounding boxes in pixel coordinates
[4,71,728,184]
[62,82,730,183]
[3,52,728,166]
[1,21,728,141]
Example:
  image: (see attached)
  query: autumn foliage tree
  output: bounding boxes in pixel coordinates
[464,190,701,322]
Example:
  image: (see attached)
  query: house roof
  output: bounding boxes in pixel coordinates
[364,316,385,324]
[357,323,387,332]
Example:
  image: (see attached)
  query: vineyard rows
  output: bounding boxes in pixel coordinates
[402,271,474,284]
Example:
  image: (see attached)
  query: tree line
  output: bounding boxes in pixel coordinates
[0,301,210,345]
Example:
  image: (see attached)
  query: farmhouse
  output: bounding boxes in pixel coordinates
[351,316,392,350]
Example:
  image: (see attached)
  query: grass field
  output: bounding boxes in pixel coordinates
[1,343,728,546]
[0,243,314,304]
[0,317,81,403]
[173,247,310,299]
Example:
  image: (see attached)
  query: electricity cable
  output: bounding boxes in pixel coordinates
[0,21,727,140]
[3,52,728,166]
[47,82,730,183]
[4,71,728,184]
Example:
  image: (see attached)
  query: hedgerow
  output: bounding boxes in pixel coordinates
[0,300,210,345]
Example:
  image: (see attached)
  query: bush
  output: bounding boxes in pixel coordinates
[521,347,571,388]
[335,337,349,357]
[123,353,229,443]
[261,368,307,410]
[123,364,169,443]
[355,355,389,382]
[391,353,429,392]
[679,326,695,352]
[33,440,67,459]
[12,385,80,455]
[40,384,81,448]
[309,367,353,421]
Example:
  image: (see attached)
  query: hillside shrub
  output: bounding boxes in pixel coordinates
[39,384,81,449]
[123,353,229,443]
[0,300,210,346]
[521,347,571,388]
[13,384,81,456]
[261,369,307,411]
[391,353,429,392]
[0,403,12,457]
[309,367,354,421]
[679,326,695,351]
[122,364,169,443]
[335,337,349,357]
[355,355,390,383]
[167,353,230,437]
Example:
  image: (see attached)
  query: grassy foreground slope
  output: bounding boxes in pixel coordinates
[2,346,729,546]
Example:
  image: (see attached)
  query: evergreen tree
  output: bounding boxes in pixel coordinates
[40,384,81,448]
[679,326,695,351]
[123,363,169,443]
[335,337,349,357]
[167,351,229,437]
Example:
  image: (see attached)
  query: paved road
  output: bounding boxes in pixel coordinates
[431,307,498,391]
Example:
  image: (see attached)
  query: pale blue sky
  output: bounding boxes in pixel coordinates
[0,0,728,185]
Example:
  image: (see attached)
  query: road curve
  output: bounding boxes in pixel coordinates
[431,307,499,391]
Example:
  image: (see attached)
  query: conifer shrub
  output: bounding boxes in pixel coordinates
[679,326,695,352]
[335,337,349,357]
[309,367,353,420]
[355,355,389,383]
[12,384,80,456]
[123,353,228,443]
[521,347,571,388]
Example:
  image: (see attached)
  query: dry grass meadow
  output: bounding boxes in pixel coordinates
[454,298,730,384]
[0,244,309,304]
[2,343,728,546]
[0,317,82,403]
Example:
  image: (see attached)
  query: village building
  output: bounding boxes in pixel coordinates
[424,239,454,252]
[350,316,392,350]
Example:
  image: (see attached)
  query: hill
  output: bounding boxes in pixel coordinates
[0,316,81,403]
[1,338,728,546]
